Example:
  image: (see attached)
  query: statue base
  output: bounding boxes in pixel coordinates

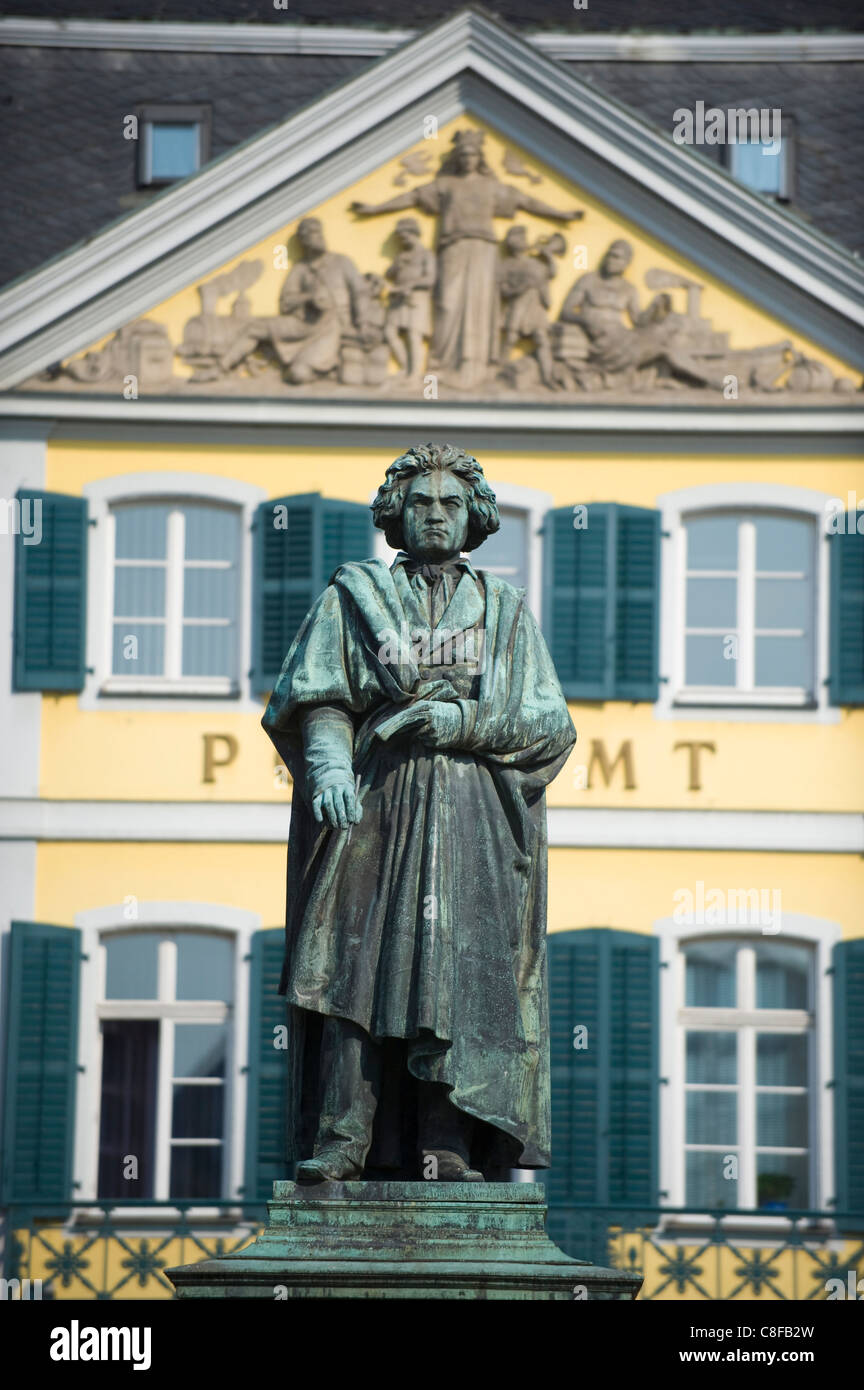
[166,1181,641,1301]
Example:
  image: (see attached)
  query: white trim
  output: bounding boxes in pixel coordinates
[81,470,266,711]
[1,800,861,851]
[2,20,862,62]
[0,11,861,388]
[485,480,553,624]
[2,395,861,434]
[656,481,838,724]
[73,901,259,1205]
[654,913,840,1214]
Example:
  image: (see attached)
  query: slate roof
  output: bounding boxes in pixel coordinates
[4,0,864,32]
[1,9,862,288]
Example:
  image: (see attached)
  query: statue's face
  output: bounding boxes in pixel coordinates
[602,243,632,278]
[455,146,481,173]
[401,470,470,562]
[298,220,326,255]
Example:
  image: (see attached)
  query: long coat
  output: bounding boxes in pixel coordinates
[261,557,576,1171]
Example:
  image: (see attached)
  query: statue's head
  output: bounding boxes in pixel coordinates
[439,129,491,178]
[297,217,327,255]
[395,217,421,247]
[601,239,633,278]
[372,443,500,561]
[504,226,528,255]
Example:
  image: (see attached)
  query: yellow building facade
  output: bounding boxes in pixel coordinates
[1,13,862,1300]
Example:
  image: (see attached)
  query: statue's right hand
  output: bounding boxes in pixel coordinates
[313,781,362,829]
[349,201,373,216]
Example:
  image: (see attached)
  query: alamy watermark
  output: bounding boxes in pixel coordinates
[672,102,782,157]
[673,880,782,934]
[0,496,42,545]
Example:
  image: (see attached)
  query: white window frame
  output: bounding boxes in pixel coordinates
[137,105,210,187]
[727,123,793,201]
[655,912,839,1236]
[73,901,259,1221]
[656,483,838,723]
[372,479,552,622]
[82,472,266,711]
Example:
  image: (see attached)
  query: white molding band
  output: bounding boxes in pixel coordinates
[0,799,861,851]
[1,394,861,434]
[1,20,862,62]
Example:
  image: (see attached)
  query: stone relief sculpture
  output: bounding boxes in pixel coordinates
[34,131,859,401]
[382,218,436,386]
[350,129,583,390]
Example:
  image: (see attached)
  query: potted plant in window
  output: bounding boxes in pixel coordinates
[757,1171,796,1211]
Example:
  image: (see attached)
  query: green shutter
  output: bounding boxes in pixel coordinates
[828,521,864,706]
[833,938,864,1225]
[1,922,81,1206]
[13,490,88,692]
[543,503,660,700]
[547,929,659,1214]
[243,929,290,1202]
[250,493,373,695]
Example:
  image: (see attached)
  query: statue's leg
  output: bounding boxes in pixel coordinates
[418,1082,484,1182]
[296,1016,381,1182]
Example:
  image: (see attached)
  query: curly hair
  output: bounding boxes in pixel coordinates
[371,443,500,552]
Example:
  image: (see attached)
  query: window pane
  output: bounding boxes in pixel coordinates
[755,943,810,1009]
[757,1093,808,1149]
[169,1145,222,1200]
[755,578,808,630]
[731,142,782,196]
[686,577,737,628]
[686,1090,737,1145]
[182,504,238,562]
[114,505,169,560]
[150,123,199,181]
[176,934,233,1002]
[685,941,737,1007]
[174,1024,227,1079]
[686,1032,737,1084]
[171,1084,223,1139]
[686,1151,738,1209]
[754,635,810,689]
[183,567,234,620]
[97,1020,158,1199]
[182,623,233,678]
[685,634,737,686]
[756,516,810,573]
[113,565,166,619]
[757,1034,808,1086]
[685,516,738,571]
[756,1153,809,1209]
[112,622,164,676]
[476,507,528,590]
[104,932,159,999]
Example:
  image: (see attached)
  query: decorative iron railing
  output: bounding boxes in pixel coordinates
[1,1199,861,1300]
[547,1204,864,1300]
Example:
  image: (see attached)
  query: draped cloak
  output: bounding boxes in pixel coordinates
[261,557,576,1172]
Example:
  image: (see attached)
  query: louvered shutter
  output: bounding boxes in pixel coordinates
[546,929,659,1259]
[828,520,864,706]
[13,490,88,691]
[243,929,290,1203]
[1,922,81,1206]
[543,504,660,700]
[250,493,372,696]
[833,938,864,1228]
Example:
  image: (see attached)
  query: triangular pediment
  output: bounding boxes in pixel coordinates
[1,9,862,406]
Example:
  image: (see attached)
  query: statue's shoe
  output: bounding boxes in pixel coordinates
[422,1149,485,1182]
[295,1149,363,1183]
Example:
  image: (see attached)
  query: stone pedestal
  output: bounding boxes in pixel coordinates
[166,1181,641,1301]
